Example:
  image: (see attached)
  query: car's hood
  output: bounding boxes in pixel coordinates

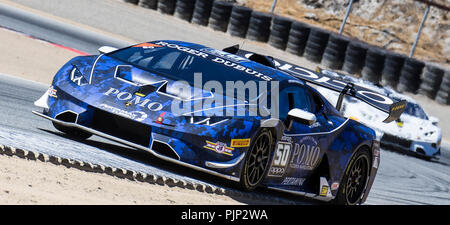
[57,55,263,126]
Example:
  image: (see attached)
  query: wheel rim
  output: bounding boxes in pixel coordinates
[345,155,369,205]
[246,133,271,186]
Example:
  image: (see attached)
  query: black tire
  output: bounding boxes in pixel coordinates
[192,0,214,26]
[304,27,330,63]
[381,52,406,88]
[208,1,233,32]
[286,21,310,56]
[52,122,92,140]
[240,129,273,191]
[174,0,196,22]
[361,47,385,84]
[138,0,158,9]
[157,0,176,15]
[246,11,272,43]
[343,40,368,75]
[397,57,425,93]
[435,70,450,105]
[321,33,350,70]
[418,64,445,99]
[228,5,252,38]
[268,16,292,50]
[333,148,371,205]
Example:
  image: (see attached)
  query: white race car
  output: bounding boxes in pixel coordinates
[315,68,441,160]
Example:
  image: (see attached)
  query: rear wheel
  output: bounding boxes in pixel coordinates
[334,148,371,205]
[240,129,273,191]
[52,122,92,140]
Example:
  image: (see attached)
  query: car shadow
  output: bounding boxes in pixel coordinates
[381,147,450,166]
[38,128,322,205]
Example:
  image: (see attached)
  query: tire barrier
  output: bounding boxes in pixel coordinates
[0,144,302,204]
[381,52,406,88]
[361,47,386,84]
[418,64,445,99]
[208,1,234,32]
[397,57,425,93]
[286,21,310,56]
[138,0,158,9]
[124,0,139,4]
[175,0,196,22]
[321,33,350,70]
[342,40,368,75]
[228,5,252,38]
[192,0,214,26]
[304,27,330,63]
[436,70,450,105]
[157,0,176,15]
[268,16,293,50]
[246,11,272,43]
[124,0,446,104]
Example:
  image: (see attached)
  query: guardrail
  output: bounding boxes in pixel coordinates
[135,0,450,105]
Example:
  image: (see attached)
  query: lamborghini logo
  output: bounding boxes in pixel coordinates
[125,102,132,107]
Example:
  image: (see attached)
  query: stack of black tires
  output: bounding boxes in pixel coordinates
[228,5,253,38]
[247,11,272,43]
[322,34,350,70]
[342,41,368,75]
[268,16,292,50]
[435,70,450,105]
[418,64,445,99]
[175,0,196,22]
[286,21,310,56]
[304,27,330,63]
[192,0,214,26]
[361,47,385,84]
[208,1,234,32]
[397,58,425,93]
[381,52,406,88]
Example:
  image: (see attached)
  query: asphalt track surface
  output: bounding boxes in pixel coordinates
[0,0,449,204]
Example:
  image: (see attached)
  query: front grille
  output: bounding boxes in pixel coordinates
[89,107,152,147]
[380,133,412,149]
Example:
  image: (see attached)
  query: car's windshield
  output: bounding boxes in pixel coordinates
[403,102,428,120]
[107,44,260,85]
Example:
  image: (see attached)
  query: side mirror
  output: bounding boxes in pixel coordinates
[286,108,317,129]
[98,46,118,54]
[429,116,439,126]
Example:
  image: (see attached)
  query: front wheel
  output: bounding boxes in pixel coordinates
[334,148,371,205]
[239,129,273,191]
[52,122,93,140]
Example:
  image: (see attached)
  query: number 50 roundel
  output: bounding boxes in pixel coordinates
[268,142,292,177]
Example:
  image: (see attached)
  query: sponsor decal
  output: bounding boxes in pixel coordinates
[320,186,329,197]
[268,141,292,177]
[154,41,209,58]
[133,43,162,49]
[199,48,249,63]
[319,177,332,197]
[289,136,321,170]
[99,104,148,122]
[281,177,305,186]
[331,182,339,191]
[230,139,251,148]
[49,86,57,98]
[204,141,234,156]
[103,87,163,112]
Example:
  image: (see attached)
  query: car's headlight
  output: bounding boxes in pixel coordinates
[70,65,89,86]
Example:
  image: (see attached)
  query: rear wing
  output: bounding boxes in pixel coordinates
[230,48,406,123]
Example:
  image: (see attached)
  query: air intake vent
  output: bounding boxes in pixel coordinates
[151,140,180,160]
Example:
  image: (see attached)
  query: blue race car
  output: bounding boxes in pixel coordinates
[33,40,405,205]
